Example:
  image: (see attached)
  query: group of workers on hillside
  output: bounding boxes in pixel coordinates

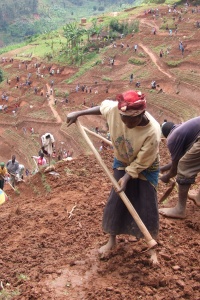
[0,156,24,189]
[0,132,75,191]
[0,132,56,190]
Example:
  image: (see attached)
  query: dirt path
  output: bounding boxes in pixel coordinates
[139,43,176,80]
[46,84,62,123]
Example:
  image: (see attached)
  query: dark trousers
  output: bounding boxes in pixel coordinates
[0,178,5,190]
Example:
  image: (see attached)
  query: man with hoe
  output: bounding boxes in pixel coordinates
[160,117,200,218]
[41,133,55,165]
[6,155,19,188]
[67,90,161,262]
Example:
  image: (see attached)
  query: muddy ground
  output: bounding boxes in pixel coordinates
[1,142,200,299]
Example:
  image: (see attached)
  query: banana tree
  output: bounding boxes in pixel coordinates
[63,22,86,64]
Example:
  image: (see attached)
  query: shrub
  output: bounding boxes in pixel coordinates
[109,19,139,35]
[128,58,145,65]
[138,52,146,58]
[102,76,112,82]
[167,60,182,67]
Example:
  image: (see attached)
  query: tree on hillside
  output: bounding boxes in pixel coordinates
[63,22,86,64]
[87,19,103,41]
[0,69,4,83]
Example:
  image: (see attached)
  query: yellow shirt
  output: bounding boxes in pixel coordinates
[100,100,161,179]
[0,167,8,178]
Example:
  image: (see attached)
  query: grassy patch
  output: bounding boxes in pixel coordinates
[54,88,69,98]
[65,167,73,175]
[16,274,30,281]
[167,60,182,67]
[102,76,112,82]
[14,188,20,195]
[27,110,55,120]
[138,52,146,58]
[0,42,27,55]
[128,57,146,65]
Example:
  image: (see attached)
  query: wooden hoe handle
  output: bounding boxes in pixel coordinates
[76,120,157,249]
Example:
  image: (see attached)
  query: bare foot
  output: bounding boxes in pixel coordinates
[148,249,159,265]
[159,207,186,219]
[188,192,200,207]
[98,237,116,254]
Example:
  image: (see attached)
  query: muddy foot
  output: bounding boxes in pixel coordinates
[98,241,116,254]
[188,192,200,207]
[159,207,186,219]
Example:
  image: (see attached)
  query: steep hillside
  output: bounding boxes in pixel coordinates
[0,0,138,46]
[0,3,200,299]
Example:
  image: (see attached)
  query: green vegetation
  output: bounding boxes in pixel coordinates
[66,54,99,83]
[54,88,69,98]
[65,167,73,174]
[27,110,55,121]
[109,18,139,36]
[0,0,140,47]
[16,274,30,281]
[167,60,182,67]
[128,58,146,65]
[41,173,51,193]
[102,76,112,82]
[0,289,20,299]
[14,188,20,195]
[0,69,3,83]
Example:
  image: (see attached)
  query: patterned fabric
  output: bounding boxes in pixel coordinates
[117,90,146,115]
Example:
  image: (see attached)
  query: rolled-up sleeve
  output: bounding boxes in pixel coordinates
[100,100,117,118]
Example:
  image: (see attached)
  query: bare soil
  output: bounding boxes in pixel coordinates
[0,4,200,300]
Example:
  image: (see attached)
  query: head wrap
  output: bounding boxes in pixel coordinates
[117,90,146,116]
[0,162,5,167]
[161,122,175,138]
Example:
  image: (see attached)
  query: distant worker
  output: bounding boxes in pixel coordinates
[6,155,19,187]
[135,81,141,88]
[134,44,138,52]
[17,164,25,181]
[151,81,156,89]
[32,153,47,167]
[0,162,8,190]
[130,74,134,83]
[41,133,55,156]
